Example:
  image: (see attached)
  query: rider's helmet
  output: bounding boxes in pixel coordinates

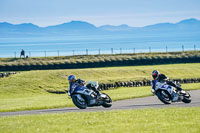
[68,75,76,82]
[152,70,160,80]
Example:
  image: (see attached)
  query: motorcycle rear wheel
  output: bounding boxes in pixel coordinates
[156,90,171,104]
[72,94,87,109]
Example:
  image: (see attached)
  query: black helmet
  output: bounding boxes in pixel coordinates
[152,70,160,79]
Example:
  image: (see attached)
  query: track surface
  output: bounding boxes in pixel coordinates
[1,90,200,117]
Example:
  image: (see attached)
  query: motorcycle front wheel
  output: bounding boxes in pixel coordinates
[72,94,87,109]
[182,91,192,103]
[156,90,171,104]
[101,93,112,108]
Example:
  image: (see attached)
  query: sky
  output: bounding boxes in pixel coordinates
[0,0,200,27]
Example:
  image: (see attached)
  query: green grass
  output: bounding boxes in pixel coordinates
[1,63,200,93]
[0,107,200,133]
[0,63,200,112]
[0,94,71,112]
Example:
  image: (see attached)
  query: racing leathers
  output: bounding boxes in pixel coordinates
[68,79,85,96]
[68,79,100,96]
[151,74,182,94]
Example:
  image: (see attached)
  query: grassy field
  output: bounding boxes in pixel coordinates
[0,107,200,133]
[0,63,200,112]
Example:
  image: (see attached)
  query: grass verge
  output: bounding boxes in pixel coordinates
[0,107,200,133]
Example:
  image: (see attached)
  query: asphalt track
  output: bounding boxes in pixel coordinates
[0,90,200,117]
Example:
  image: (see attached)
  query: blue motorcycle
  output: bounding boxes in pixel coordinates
[69,81,112,109]
[153,81,191,104]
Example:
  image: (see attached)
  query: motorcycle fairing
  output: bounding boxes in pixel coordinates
[72,86,98,106]
[155,82,175,96]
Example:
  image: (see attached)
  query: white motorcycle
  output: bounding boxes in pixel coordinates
[69,81,112,109]
[152,81,191,104]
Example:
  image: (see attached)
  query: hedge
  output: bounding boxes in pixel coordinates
[0,55,200,71]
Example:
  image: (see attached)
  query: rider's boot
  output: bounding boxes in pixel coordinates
[96,91,102,99]
[177,86,182,91]
[176,86,186,94]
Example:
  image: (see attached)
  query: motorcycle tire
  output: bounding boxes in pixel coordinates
[156,90,171,104]
[182,91,192,103]
[101,93,112,108]
[72,94,87,109]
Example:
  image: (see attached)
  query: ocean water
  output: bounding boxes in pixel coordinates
[0,35,199,58]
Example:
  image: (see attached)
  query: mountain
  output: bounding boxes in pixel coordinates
[0,18,200,37]
[142,23,176,31]
[0,22,15,29]
[15,23,40,30]
[44,21,101,35]
[176,18,200,31]
[0,22,40,30]
[98,18,200,35]
[99,24,135,31]
[177,18,200,25]
[0,21,101,37]
[0,22,43,37]
[142,18,200,32]
[45,21,97,31]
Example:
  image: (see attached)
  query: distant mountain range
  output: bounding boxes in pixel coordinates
[0,18,200,37]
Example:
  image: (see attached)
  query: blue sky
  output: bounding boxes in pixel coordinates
[0,0,200,27]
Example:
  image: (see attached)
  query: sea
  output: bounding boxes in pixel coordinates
[0,34,199,58]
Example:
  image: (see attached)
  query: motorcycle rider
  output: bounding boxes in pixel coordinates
[67,75,100,96]
[68,75,84,96]
[151,70,182,94]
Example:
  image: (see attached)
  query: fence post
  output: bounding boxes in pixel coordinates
[29,51,31,57]
[99,49,100,55]
[194,44,196,51]
[111,48,113,54]
[14,52,16,58]
[149,47,151,53]
[86,49,88,55]
[182,45,184,52]
[133,48,135,54]
[45,51,46,57]
[166,46,168,53]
